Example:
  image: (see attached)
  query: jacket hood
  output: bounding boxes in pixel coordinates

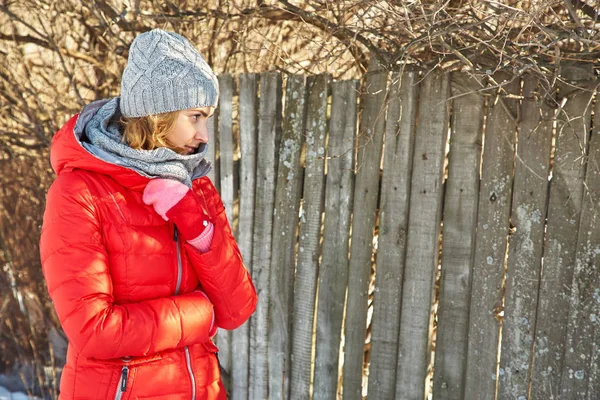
[51,99,151,191]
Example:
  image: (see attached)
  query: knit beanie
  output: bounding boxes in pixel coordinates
[120,29,219,118]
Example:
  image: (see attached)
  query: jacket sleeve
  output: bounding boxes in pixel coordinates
[40,172,215,360]
[185,177,257,330]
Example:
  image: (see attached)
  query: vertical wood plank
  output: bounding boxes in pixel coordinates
[366,69,418,400]
[463,73,519,400]
[249,72,282,400]
[562,96,600,399]
[268,75,307,400]
[290,74,330,399]
[395,71,450,400]
[531,79,591,399]
[231,73,259,400]
[207,101,219,188]
[432,73,485,400]
[218,74,235,222]
[552,81,594,397]
[215,74,235,376]
[342,58,387,400]
[313,79,358,400]
[580,95,600,399]
[497,75,553,400]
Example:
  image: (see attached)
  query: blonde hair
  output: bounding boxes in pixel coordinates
[120,111,181,152]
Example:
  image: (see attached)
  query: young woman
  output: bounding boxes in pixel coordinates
[40,29,257,399]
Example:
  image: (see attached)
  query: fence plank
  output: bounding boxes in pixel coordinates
[207,100,219,188]
[582,95,600,399]
[432,73,485,400]
[215,74,234,377]
[268,75,307,400]
[395,71,450,400]
[563,97,600,399]
[249,72,282,400]
[342,58,387,400]
[464,73,519,400]
[231,73,259,400]
[497,75,553,400]
[290,74,329,399]
[530,79,591,399]
[366,69,418,400]
[313,79,358,400]
[553,81,594,397]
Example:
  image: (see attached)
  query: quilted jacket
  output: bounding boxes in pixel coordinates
[40,112,257,399]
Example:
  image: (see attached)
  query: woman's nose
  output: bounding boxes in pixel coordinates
[196,125,209,143]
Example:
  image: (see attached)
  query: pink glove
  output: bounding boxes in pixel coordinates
[143,179,214,252]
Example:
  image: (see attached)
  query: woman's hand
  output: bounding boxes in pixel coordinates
[143,178,214,252]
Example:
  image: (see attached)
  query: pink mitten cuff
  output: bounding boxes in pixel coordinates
[187,222,214,253]
[142,179,189,221]
[143,179,212,241]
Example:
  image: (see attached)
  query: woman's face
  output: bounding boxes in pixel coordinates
[167,106,215,154]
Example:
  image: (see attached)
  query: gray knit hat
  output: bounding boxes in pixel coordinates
[120,29,219,118]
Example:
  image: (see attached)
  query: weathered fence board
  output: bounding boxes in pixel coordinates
[496,75,553,400]
[249,72,282,400]
[290,74,329,400]
[268,75,307,400]
[342,58,387,400]
[313,79,358,400]
[432,73,484,400]
[464,74,520,400]
[366,69,418,400]
[530,79,591,399]
[231,73,258,400]
[583,97,600,398]
[215,74,234,377]
[554,80,595,398]
[562,98,600,398]
[207,100,219,188]
[396,71,450,400]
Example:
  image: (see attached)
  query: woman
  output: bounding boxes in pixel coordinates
[39,29,257,399]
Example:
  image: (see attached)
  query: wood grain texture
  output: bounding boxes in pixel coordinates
[207,101,219,188]
[313,79,358,400]
[290,74,329,400]
[395,71,450,400]
[561,98,600,399]
[231,73,259,400]
[342,58,387,400]
[463,73,519,400]
[248,72,282,400]
[268,74,306,400]
[497,75,553,400]
[531,77,591,399]
[366,70,418,400]
[215,74,234,376]
[432,73,484,400]
[552,79,595,398]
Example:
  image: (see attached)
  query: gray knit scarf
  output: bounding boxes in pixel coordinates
[78,97,211,187]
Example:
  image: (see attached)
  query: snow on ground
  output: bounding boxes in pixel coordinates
[0,386,35,399]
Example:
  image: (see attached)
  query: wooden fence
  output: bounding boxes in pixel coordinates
[206,60,600,400]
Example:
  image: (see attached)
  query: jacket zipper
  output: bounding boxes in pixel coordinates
[174,225,196,398]
[113,366,129,400]
[185,346,197,399]
[173,226,182,296]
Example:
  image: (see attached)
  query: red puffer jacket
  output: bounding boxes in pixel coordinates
[40,113,257,399]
